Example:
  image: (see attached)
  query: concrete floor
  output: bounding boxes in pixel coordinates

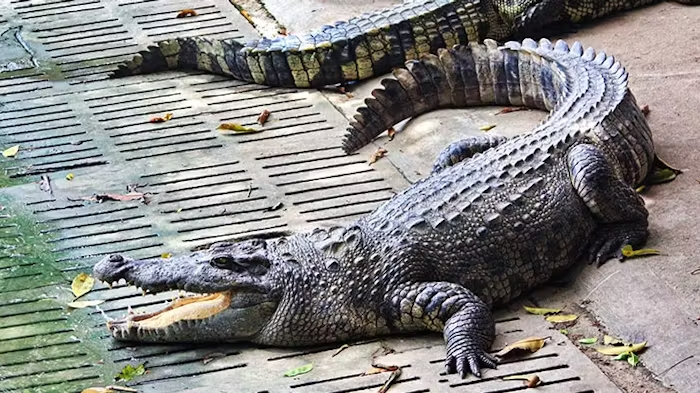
[260,1,700,391]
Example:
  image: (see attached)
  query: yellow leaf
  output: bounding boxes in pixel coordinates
[66,173,75,180]
[502,374,542,387]
[621,245,660,258]
[217,123,260,133]
[67,299,105,308]
[2,145,19,158]
[604,335,624,345]
[81,389,114,393]
[545,314,578,323]
[161,253,172,259]
[495,336,548,357]
[596,342,647,356]
[523,306,562,315]
[479,124,496,131]
[71,273,95,298]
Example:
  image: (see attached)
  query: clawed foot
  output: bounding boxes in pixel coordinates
[587,226,648,266]
[445,347,498,378]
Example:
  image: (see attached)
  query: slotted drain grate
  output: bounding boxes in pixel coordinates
[0,0,623,392]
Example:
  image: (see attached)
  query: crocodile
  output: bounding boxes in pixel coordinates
[95,37,656,377]
[111,0,698,87]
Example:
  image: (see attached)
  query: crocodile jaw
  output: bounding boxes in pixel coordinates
[107,289,277,342]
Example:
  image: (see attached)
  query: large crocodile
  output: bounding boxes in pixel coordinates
[112,0,697,88]
[95,37,656,377]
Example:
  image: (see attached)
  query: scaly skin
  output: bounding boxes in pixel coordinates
[111,0,698,87]
[96,38,654,378]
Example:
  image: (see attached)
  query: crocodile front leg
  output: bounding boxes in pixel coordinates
[387,281,497,377]
[567,144,650,265]
[432,135,509,174]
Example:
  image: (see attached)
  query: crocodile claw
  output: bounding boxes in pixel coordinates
[445,348,498,378]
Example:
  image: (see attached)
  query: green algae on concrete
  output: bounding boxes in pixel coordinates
[0,195,122,392]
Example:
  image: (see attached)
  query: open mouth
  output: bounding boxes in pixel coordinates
[109,291,232,330]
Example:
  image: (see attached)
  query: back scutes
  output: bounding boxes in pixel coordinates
[341,38,632,155]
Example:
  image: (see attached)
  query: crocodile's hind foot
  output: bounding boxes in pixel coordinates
[586,224,648,266]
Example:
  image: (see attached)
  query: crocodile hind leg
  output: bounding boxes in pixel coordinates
[567,144,650,266]
[388,281,497,377]
[432,135,508,174]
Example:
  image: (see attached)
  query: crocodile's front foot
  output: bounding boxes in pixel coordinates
[444,316,498,377]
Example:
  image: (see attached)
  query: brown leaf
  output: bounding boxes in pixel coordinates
[502,374,542,388]
[240,9,254,24]
[257,109,271,125]
[149,113,173,123]
[68,192,148,204]
[176,9,197,18]
[369,148,388,165]
[495,107,528,115]
[387,127,396,141]
[496,337,548,357]
[640,104,650,117]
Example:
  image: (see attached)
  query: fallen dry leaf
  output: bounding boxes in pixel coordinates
[240,9,254,24]
[149,113,173,123]
[479,124,496,131]
[387,127,396,141]
[257,109,271,125]
[523,306,561,315]
[283,363,313,377]
[69,193,147,204]
[81,388,114,393]
[332,344,349,357]
[620,245,660,258]
[545,314,578,323]
[377,367,402,393]
[496,337,548,357]
[369,147,388,165]
[176,9,197,18]
[202,351,226,365]
[495,107,528,115]
[604,335,624,346]
[502,374,542,388]
[596,341,646,356]
[67,299,105,309]
[640,104,650,117]
[217,123,259,133]
[72,273,95,298]
[2,145,19,158]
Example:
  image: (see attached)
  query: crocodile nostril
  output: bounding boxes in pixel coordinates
[108,254,124,263]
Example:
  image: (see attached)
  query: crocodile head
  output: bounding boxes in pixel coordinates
[93,239,278,342]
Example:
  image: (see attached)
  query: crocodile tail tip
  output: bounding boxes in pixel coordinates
[109,43,173,78]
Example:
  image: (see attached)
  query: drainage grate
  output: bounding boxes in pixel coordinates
[0,0,621,392]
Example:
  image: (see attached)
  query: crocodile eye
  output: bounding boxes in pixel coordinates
[210,256,234,269]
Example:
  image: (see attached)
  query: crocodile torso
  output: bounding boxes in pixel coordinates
[112,0,697,87]
[95,37,654,377]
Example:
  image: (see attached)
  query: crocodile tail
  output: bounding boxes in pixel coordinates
[342,38,571,153]
[111,37,256,82]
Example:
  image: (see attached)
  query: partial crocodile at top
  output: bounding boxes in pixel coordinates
[95,37,656,378]
[111,0,698,87]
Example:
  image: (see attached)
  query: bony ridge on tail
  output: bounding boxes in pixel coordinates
[111,0,699,88]
[96,37,656,378]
